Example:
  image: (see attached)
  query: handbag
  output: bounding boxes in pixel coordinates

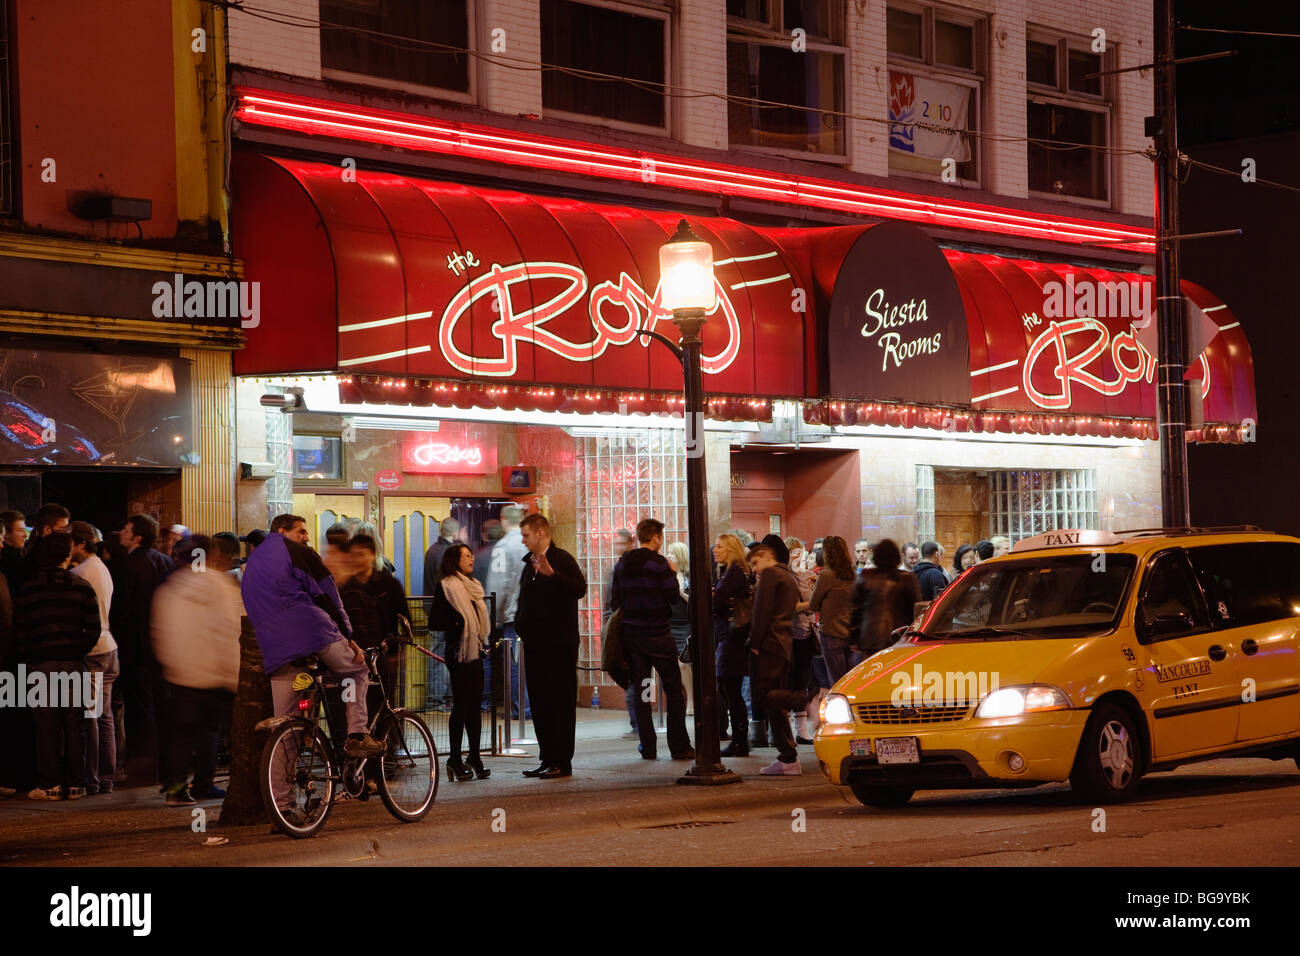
[600,608,630,688]
[727,577,753,638]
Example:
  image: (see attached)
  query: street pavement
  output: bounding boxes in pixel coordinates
[1,710,1297,866]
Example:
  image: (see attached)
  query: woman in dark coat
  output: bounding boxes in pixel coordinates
[427,543,492,781]
[712,533,753,757]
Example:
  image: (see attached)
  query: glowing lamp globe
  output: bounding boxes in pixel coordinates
[659,220,715,312]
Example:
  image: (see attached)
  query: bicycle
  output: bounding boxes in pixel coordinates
[257,617,442,838]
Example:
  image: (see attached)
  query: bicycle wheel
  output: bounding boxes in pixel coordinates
[374,712,438,822]
[260,719,336,838]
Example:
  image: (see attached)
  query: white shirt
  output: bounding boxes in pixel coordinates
[72,553,117,655]
[152,566,242,692]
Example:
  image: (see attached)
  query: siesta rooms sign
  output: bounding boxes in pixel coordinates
[825,221,971,405]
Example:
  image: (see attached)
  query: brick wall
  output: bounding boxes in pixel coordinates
[227,1,1153,216]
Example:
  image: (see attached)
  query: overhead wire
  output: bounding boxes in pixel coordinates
[210,0,1151,160]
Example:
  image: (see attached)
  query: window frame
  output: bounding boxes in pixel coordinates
[884,1,987,188]
[1025,26,1115,207]
[290,431,348,486]
[540,0,673,136]
[318,0,479,106]
[1135,548,1215,645]
[725,2,849,162]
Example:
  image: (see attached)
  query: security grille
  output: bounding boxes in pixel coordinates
[988,469,1097,542]
[856,702,971,724]
[575,430,688,669]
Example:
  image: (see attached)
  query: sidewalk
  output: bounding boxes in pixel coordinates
[0,708,844,865]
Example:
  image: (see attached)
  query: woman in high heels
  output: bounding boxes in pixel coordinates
[428,542,492,781]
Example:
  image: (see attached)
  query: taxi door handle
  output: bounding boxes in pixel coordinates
[1241,639,1259,656]
[1208,644,1228,662]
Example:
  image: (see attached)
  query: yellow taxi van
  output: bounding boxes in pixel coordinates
[813,527,1300,806]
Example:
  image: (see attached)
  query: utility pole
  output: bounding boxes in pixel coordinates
[1151,0,1191,527]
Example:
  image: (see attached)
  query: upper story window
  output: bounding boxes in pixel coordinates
[727,1,846,158]
[1026,28,1112,204]
[0,0,15,217]
[886,3,985,186]
[319,0,472,100]
[541,0,669,131]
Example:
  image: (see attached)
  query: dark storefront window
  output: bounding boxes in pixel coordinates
[0,0,16,217]
[727,1,844,156]
[1026,29,1111,203]
[320,0,470,96]
[541,0,668,129]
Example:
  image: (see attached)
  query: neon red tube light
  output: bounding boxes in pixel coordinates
[234,87,1155,253]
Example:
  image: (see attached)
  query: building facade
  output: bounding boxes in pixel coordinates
[221,1,1256,699]
[0,0,241,534]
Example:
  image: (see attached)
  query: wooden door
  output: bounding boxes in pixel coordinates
[934,470,988,559]
[292,493,365,549]
[381,495,452,595]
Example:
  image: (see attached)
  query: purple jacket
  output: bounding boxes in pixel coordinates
[241,532,352,674]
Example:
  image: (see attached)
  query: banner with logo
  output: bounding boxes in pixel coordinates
[888,71,973,167]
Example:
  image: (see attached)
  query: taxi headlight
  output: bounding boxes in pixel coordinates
[975,685,1071,718]
[820,693,854,726]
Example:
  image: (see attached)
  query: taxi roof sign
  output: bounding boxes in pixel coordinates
[1011,530,1123,552]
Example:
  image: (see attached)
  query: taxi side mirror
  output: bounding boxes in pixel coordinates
[1144,612,1194,638]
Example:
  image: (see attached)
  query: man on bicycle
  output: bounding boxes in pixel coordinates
[242,514,384,758]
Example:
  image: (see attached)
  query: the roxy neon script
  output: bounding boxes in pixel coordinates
[1022,317,1162,410]
[437,262,744,377]
[407,442,484,468]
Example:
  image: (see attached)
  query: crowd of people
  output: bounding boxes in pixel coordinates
[0,505,418,806]
[0,495,1013,803]
[604,525,1013,776]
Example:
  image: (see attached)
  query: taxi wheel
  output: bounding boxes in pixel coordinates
[849,781,915,808]
[1070,704,1143,803]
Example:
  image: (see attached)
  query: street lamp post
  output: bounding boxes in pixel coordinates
[653,220,739,786]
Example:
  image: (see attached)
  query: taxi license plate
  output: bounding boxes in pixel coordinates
[875,737,920,764]
[849,738,871,756]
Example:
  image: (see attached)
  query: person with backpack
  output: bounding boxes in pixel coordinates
[849,539,923,662]
[712,533,753,757]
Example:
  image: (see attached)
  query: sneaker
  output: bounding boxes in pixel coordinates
[0,785,16,798]
[66,787,88,800]
[759,759,801,776]
[795,736,815,746]
[190,785,226,800]
[28,785,63,800]
[165,787,197,807]
[343,733,386,758]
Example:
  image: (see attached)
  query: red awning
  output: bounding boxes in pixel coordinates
[231,153,814,408]
[947,252,1255,438]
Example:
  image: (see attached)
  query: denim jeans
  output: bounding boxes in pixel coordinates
[425,630,450,711]
[483,624,530,718]
[821,635,854,687]
[84,649,119,791]
[624,632,691,758]
[31,660,87,790]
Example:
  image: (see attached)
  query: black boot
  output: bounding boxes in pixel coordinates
[720,736,749,757]
[749,719,769,749]
[445,756,473,782]
[466,754,491,779]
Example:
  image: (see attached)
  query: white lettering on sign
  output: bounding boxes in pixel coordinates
[1022,317,1168,410]
[435,260,759,378]
[409,442,484,468]
[860,289,940,371]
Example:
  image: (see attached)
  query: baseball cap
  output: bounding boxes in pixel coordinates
[240,528,268,547]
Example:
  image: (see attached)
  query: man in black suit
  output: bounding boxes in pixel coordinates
[514,513,586,779]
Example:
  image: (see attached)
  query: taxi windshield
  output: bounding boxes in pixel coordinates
[925,553,1137,638]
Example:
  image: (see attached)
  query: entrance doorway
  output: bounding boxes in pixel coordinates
[1,469,182,536]
[933,468,989,558]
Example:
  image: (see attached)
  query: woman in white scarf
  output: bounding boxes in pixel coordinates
[432,543,492,781]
